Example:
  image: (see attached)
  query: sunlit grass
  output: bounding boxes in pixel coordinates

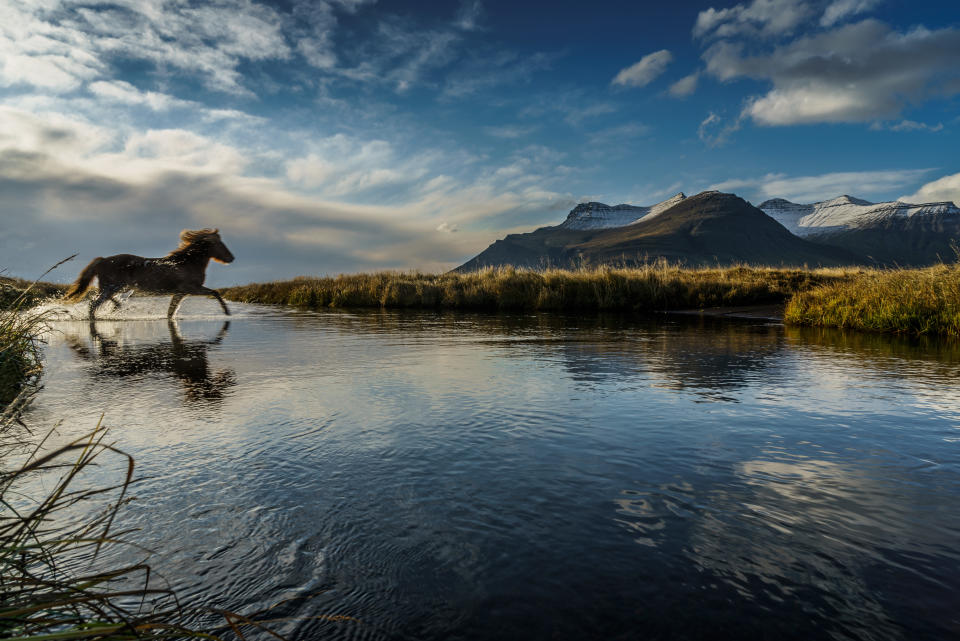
[221,264,859,312]
[785,264,960,336]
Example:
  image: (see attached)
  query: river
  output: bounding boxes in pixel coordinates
[24,298,960,640]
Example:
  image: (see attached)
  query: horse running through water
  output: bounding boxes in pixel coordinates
[64,229,235,319]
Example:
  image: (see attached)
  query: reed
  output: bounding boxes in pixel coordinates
[0,280,55,405]
[785,264,960,336]
[0,419,204,640]
[221,264,856,313]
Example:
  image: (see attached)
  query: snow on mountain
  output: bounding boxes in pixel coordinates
[559,193,686,230]
[632,192,688,224]
[758,195,960,237]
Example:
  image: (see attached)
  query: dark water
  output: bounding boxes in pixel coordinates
[26,299,960,640]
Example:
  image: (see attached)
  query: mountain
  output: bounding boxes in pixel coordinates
[758,195,960,265]
[456,191,859,271]
[560,193,686,230]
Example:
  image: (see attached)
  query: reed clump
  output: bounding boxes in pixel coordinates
[222,264,854,313]
[0,279,54,405]
[785,264,960,335]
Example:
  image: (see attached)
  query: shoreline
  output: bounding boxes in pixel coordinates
[664,304,785,321]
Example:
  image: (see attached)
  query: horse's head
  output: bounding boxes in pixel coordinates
[180,228,235,264]
[207,230,235,264]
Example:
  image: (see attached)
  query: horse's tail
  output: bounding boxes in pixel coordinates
[63,257,103,302]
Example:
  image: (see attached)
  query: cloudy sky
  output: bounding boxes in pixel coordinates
[2,0,959,284]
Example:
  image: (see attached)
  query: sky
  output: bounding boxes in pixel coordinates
[2,0,959,284]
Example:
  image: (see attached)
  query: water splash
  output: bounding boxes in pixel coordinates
[30,294,247,321]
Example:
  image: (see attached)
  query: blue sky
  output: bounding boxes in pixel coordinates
[1,0,959,283]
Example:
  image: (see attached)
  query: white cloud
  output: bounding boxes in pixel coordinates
[668,72,699,98]
[0,104,576,279]
[693,0,811,40]
[0,0,298,95]
[821,0,880,27]
[704,20,960,126]
[89,80,191,111]
[900,173,960,206]
[611,49,673,88]
[285,135,441,196]
[710,168,933,203]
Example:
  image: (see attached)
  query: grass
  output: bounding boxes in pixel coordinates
[785,263,960,336]
[0,277,61,406]
[0,419,205,640]
[221,264,856,313]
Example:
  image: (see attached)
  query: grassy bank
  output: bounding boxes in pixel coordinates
[0,280,53,405]
[785,264,960,336]
[222,265,854,313]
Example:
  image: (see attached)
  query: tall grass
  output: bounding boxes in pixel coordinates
[785,264,960,336]
[0,419,207,640]
[222,264,854,313]
[0,271,67,406]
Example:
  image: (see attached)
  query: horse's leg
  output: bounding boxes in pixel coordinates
[167,293,186,319]
[213,320,230,344]
[199,287,230,316]
[88,289,114,320]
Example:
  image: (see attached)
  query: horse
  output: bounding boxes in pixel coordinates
[63,228,235,320]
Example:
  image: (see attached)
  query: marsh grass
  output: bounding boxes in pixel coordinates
[222,264,857,313]
[785,264,960,336]
[0,264,71,405]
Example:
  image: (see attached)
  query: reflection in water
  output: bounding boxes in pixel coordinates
[64,319,236,405]
[28,306,960,641]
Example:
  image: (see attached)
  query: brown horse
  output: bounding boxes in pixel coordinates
[64,229,235,319]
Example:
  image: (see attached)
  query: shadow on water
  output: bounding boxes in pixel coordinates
[62,319,236,406]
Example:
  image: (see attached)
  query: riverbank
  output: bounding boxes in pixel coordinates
[222,264,960,336]
[4,264,960,339]
[221,265,853,313]
[785,263,960,335]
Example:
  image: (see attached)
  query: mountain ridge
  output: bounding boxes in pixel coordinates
[456,191,860,272]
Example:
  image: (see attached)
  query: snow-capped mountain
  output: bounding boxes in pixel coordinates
[455,191,856,272]
[560,193,686,230]
[758,195,960,237]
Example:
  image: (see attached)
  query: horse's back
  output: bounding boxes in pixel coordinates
[103,253,148,268]
[97,254,150,288]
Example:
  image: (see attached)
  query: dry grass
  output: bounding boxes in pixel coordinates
[221,264,857,313]
[785,264,960,336]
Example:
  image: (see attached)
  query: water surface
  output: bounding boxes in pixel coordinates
[27,299,960,640]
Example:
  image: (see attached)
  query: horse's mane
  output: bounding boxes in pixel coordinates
[174,228,219,252]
